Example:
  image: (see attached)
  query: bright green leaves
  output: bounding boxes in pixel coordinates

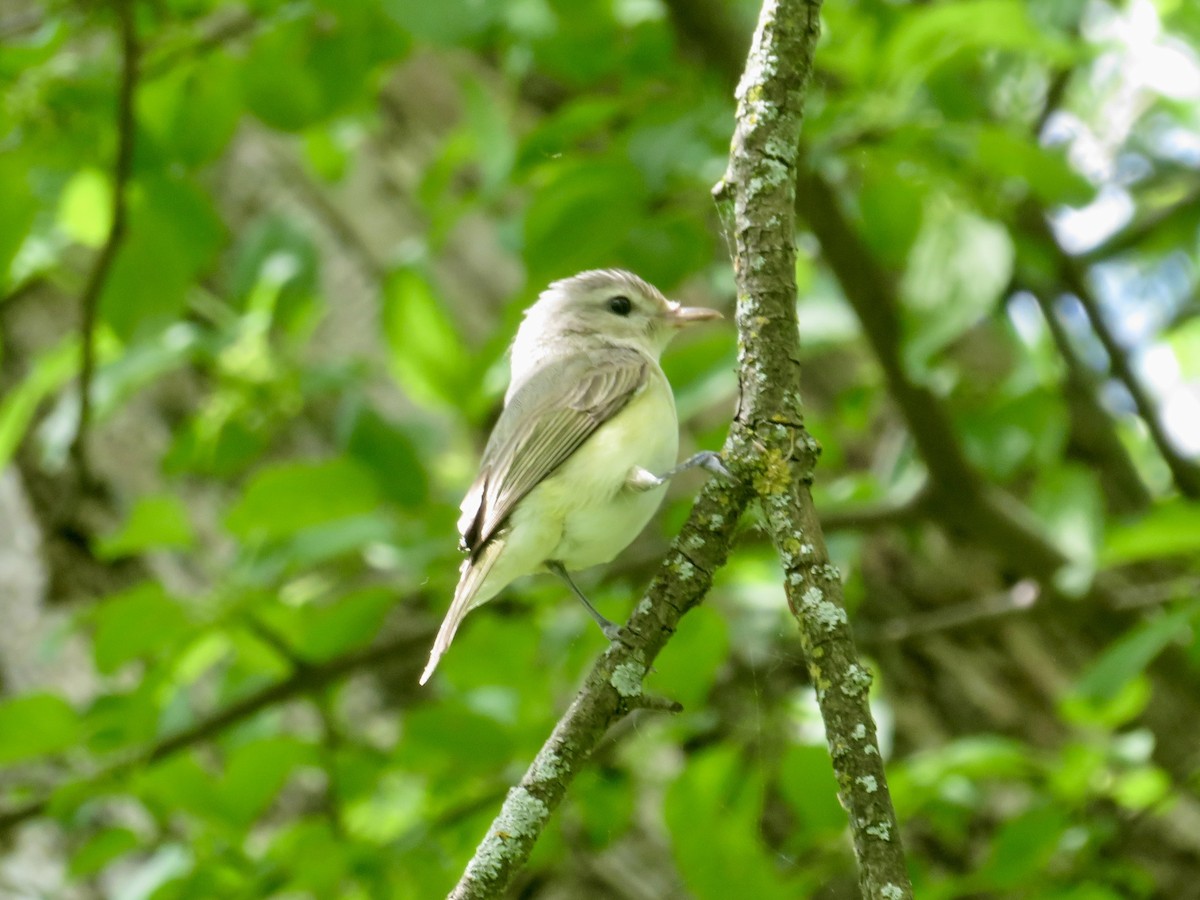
[0,154,38,285]
[138,52,242,167]
[968,127,1093,207]
[901,196,1015,374]
[522,159,649,284]
[98,174,225,341]
[243,1,408,131]
[881,0,1075,86]
[0,335,80,471]
[91,582,192,675]
[57,168,113,248]
[0,694,81,764]
[68,827,141,878]
[224,457,380,543]
[382,0,496,46]
[1070,604,1198,710]
[97,494,195,558]
[1104,499,1200,564]
[382,267,474,410]
[258,587,394,663]
[137,738,316,829]
[666,748,806,900]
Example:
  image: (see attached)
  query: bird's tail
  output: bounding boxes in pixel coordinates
[419,542,504,685]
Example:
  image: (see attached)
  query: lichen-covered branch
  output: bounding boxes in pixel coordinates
[448,481,752,899]
[713,0,913,896]
[452,2,915,897]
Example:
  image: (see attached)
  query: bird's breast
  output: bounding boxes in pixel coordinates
[536,371,678,570]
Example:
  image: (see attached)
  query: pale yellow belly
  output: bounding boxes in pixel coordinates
[534,371,677,570]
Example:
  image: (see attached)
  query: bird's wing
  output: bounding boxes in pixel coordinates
[457,349,650,555]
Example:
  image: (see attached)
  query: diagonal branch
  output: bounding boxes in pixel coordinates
[451,1,912,898]
[1019,206,1200,499]
[714,2,911,895]
[448,477,752,898]
[68,0,139,486]
[1026,289,1152,513]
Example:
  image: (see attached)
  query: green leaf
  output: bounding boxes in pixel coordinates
[0,694,81,764]
[344,407,429,507]
[221,736,316,826]
[857,168,927,267]
[91,582,191,674]
[0,336,79,472]
[137,753,223,823]
[1104,500,1200,565]
[0,154,38,281]
[242,5,403,132]
[778,744,847,839]
[96,493,195,558]
[293,588,394,662]
[397,704,514,773]
[883,0,1074,82]
[1166,316,1200,380]
[382,0,496,45]
[69,827,140,877]
[522,159,649,284]
[1072,605,1197,705]
[99,175,224,340]
[1110,766,1171,811]
[969,126,1092,206]
[57,168,112,247]
[901,196,1014,373]
[975,804,1069,890]
[381,267,472,409]
[666,748,799,900]
[646,608,728,710]
[225,457,380,542]
[1030,466,1103,587]
[137,52,242,166]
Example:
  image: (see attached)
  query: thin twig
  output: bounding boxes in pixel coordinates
[68,0,139,485]
[859,581,1041,644]
[1016,203,1200,498]
[1026,289,1151,513]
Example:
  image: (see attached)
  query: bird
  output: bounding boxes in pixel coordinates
[419,269,726,685]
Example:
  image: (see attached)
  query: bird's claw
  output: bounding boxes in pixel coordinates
[697,451,733,480]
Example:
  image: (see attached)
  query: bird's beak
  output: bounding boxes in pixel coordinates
[665,300,723,327]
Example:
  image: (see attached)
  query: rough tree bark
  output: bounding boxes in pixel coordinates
[449,0,914,897]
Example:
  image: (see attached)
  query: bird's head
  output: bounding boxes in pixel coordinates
[514,269,722,364]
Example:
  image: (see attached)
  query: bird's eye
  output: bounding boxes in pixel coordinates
[607,295,632,316]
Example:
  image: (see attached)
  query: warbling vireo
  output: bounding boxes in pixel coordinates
[419,269,725,685]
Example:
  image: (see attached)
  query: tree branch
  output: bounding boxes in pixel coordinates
[68,0,139,486]
[452,1,913,898]
[448,479,752,898]
[714,2,911,895]
[0,626,431,834]
[1020,206,1200,499]
[1025,289,1152,513]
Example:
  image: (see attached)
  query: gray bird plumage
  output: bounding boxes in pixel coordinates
[420,270,722,684]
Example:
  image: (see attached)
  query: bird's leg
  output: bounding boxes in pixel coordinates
[626,451,732,492]
[547,560,622,640]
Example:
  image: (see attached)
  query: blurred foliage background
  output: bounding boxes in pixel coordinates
[2,0,1200,897]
